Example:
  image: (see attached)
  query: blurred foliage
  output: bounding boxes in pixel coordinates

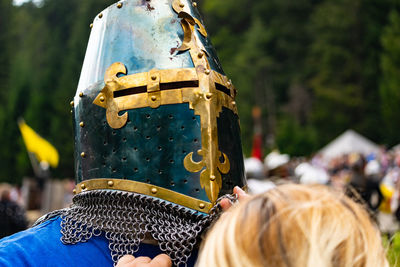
[0,0,399,183]
[383,232,400,266]
[380,10,400,147]
[0,0,115,183]
[202,0,400,155]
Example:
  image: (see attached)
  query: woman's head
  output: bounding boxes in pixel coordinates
[197,184,388,267]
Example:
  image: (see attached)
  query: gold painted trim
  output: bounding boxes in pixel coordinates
[90,3,240,204]
[93,68,234,111]
[74,178,212,213]
[93,85,236,114]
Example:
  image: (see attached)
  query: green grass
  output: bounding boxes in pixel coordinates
[384,232,400,266]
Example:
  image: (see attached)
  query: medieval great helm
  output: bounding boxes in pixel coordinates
[67,0,246,264]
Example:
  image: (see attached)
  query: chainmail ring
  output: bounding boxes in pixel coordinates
[59,190,235,266]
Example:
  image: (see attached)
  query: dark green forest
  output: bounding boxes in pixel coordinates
[0,0,399,183]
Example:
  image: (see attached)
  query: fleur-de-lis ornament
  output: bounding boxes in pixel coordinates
[173,0,231,204]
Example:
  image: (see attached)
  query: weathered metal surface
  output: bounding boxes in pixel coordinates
[73,0,245,212]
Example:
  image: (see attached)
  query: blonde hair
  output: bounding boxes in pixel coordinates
[197,184,388,267]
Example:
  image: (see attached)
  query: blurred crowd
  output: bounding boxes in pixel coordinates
[245,148,400,226]
[0,186,27,239]
[2,147,400,238]
[0,179,75,238]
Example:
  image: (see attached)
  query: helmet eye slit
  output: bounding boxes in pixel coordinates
[114,85,147,97]
[113,80,199,98]
[215,83,231,96]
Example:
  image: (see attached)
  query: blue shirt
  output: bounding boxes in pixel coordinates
[0,216,197,266]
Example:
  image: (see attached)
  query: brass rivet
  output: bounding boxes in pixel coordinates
[227,81,232,86]
[72,189,76,194]
[81,152,86,158]
[151,187,158,194]
[90,23,93,28]
[195,91,201,98]
[99,13,103,18]
[79,122,85,127]
[197,52,203,58]
[206,93,212,99]
[210,175,216,181]
[99,96,105,102]
[179,3,184,8]
[70,101,74,107]
[192,2,197,7]
[205,69,210,75]
[151,96,157,101]
[151,75,157,81]
[199,203,205,209]
[232,101,236,106]
[79,92,84,97]
[81,184,86,190]
[117,2,123,8]
[108,180,114,187]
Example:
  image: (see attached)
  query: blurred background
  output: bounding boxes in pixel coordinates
[0,0,400,247]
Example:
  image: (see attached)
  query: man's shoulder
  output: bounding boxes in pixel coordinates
[0,215,112,267]
[0,215,61,246]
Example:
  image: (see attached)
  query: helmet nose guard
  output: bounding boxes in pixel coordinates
[72,0,246,213]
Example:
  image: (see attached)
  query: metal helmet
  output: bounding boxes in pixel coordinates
[71,0,246,214]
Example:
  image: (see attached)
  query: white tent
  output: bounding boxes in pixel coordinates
[391,144,400,152]
[319,129,380,160]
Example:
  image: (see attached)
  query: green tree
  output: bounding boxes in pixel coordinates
[0,2,38,183]
[202,0,318,155]
[307,0,365,147]
[0,0,12,144]
[275,116,318,156]
[380,10,400,146]
[0,0,115,183]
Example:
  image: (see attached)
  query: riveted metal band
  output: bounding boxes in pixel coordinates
[74,178,212,213]
[93,67,236,113]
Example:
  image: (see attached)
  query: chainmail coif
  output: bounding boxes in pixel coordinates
[54,190,232,266]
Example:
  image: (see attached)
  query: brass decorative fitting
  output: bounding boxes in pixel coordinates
[199,203,205,209]
[210,175,216,181]
[81,152,86,158]
[179,3,184,8]
[192,2,197,7]
[227,81,232,87]
[204,69,210,75]
[197,52,203,58]
[81,184,86,190]
[151,188,158,194]
[205,93,212,99]
[70,101,74,107]
[231,101,236,106]
[99,96,105,102]
[151,96,157,101]
[108,180,114,187]
[90,23,93,28]
[72,189,76,194]
[79,92,84,97]
[117,2,123,8]
[79,122,85,127]
[151,75,157,81]
[98,13,103,19]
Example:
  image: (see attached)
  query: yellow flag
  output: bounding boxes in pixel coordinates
[18,120,59,168]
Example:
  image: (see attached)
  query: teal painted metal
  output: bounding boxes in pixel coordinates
[73,0,245,207]
[77,0,224,93]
